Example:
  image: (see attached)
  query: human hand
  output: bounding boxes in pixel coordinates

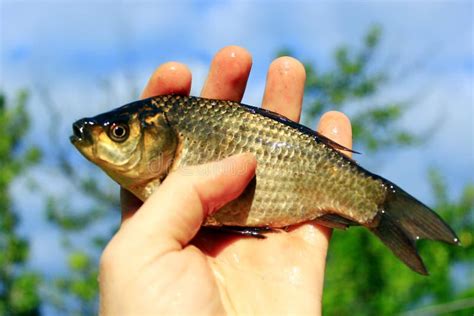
[99,46,353,315]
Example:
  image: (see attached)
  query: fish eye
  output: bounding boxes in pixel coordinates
[108,123,129,142]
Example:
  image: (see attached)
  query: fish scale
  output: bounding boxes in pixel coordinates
[164,95,386,226]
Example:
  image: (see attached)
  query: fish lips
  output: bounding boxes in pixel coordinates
[70,118,96,146]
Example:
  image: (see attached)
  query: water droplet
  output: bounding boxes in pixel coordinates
[415,236,420,240]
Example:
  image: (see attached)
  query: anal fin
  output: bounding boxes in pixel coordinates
[315,214,359,230]
[370,213,428,275]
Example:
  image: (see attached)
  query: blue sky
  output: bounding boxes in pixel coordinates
[1,0,473,309]
[2,0,470,193]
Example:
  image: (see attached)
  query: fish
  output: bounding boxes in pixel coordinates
[70,94,459,275]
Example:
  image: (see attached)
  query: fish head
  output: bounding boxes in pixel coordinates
[70,99,178,190]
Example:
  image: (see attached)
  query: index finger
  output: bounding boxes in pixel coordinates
[200,46,252,101]
[141,61,192,98]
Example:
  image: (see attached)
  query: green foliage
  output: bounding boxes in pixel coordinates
[37,90,120,315]
[0,91,42,315]
[283,25,418,152]
[47,250,98,315]
[41,164,118,314]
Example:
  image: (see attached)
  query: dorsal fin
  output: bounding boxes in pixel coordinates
[239,103,360,155]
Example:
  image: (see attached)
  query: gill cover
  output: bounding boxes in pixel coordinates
[71,98,178,193]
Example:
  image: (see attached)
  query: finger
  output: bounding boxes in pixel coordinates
[122,153,257,256]
[201,45,252,101]
[317,111,353,158]
[262,56,306,122]
[141,62,192,99]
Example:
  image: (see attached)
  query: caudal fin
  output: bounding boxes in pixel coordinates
[369,182,460,275]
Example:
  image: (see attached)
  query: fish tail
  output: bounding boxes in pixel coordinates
[369,181,460,275]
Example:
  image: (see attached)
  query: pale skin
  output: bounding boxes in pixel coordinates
[99,46,353,315]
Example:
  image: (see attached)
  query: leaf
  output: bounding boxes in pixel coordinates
[68,251,90,271]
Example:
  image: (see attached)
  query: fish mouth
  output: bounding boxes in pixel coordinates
[69,134,87,146]
[70,118,95,146]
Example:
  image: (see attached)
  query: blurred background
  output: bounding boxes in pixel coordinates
[1,1,473,315]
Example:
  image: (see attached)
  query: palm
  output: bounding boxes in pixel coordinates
[188,224,329,314]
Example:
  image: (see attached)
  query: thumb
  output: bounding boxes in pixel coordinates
[123,153,257,255]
